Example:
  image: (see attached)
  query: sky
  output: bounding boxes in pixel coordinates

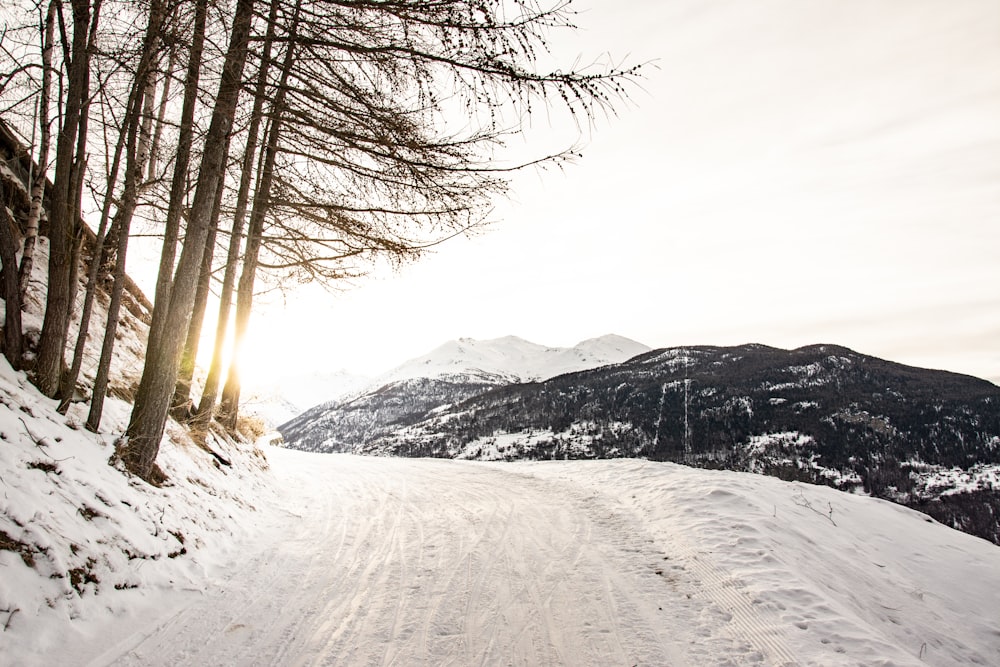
[225,0,1000,389]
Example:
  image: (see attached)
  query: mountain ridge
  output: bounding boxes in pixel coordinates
[375,333,652,384]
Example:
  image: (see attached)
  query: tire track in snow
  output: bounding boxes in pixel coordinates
[655,515,799,666]
[93,454,695,666]
[298,468,415,664]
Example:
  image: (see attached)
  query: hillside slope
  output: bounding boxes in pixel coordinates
[0,357,272,660]
[0,148,273,657]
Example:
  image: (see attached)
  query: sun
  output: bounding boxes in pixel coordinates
[192,312,275,397]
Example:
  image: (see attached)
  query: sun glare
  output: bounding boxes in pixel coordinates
[194,316,282,395]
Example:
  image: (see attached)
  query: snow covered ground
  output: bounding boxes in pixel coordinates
[0,357,273,665]
[3,353,999,666]
[142,456,1000,666]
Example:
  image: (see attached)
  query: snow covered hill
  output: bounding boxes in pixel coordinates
[0,357,272,665]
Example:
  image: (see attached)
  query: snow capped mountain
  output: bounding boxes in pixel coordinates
[568,333,654,365]
[253,334,649,429]
[278,334,650,453]
[376,334,651,384]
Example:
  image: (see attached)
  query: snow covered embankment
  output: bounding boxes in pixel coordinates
[0,358,273,663]
[525,459,1000,666]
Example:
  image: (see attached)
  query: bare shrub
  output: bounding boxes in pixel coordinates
[236,415,267,441]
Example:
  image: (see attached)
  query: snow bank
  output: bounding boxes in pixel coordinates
[0,358,273,665]
[522,459,1000,666]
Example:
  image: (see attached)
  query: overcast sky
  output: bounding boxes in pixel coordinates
[233,0,1000,388]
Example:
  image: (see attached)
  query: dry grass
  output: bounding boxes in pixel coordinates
[108,379,140,404]
[236,415,267,441]
[0,530,36,568]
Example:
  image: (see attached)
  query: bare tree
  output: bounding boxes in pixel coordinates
[144,0,209,362]
[218,0,304,428]
[85,0,167,431]
[122,0,256,481]
[54,10,158,409]
[34,0,100,397]
[58,2,104,400]
[192,0,280,427]
[208,0,641,428]
[18,0,56,304]
[56,87,127,414]
[172,134,230,416]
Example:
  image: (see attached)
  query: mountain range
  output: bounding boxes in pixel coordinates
[278,334,650,452]
[280,339,1000,545]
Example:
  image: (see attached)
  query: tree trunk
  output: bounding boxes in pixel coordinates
[61,149,88,368]
[85,208,130,430]
[34,0,95,397]
[172,149,227,416]
[19,0,56,303]
[64,0,102,323]
[57,0,105,408]
[86,0,165,430]
[194,0,279,427]
[147,45,178,183]
[218,0,301,430]
[123,0,255,481]
[136,66,157,188]
[57,85,131,414]
[0,195,23,369]
[144,0,208,360]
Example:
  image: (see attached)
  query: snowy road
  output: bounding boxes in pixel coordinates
[93,453,697,666]
[82,449,1000,667]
